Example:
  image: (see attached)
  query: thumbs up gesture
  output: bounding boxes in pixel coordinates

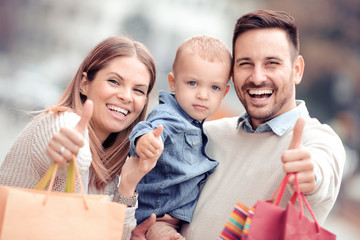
[118,126,164,197]
[46,100,93,164]
[281,118,316,194]
[135,125,164,160]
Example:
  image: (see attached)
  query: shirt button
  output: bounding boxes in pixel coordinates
[192,142,195,146]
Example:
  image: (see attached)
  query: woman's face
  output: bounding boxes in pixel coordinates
[80,56,150,143]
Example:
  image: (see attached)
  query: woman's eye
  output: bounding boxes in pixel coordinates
[108,79,119,85]
[134,89,146,95]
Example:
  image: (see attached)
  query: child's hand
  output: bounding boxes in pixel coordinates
[136,125,164,160]
[119,126,164,195]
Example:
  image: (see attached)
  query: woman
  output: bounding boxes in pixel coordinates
[0,36,162,239]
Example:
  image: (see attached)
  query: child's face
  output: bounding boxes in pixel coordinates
[168,53,230,121]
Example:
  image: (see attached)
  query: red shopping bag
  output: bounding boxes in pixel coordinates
[282,190,336,239]
[247,173,336,240]
[217,174,292,240]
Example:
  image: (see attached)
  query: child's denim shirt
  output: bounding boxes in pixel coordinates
[129,90,219,224]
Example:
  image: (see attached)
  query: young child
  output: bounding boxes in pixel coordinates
[129,35,231,239]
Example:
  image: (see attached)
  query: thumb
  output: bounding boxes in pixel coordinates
[289,117,305,149]
[134,213,156,236]
[153,125,164,138]
[75,99,93,134]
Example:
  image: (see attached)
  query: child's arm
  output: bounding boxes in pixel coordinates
[135,125,164,160]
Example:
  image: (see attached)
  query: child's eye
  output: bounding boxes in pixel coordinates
[188,81,197,86]
[211,85,220,91]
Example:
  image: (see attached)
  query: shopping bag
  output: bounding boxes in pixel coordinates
[0,156,126,240]
[217,174,292,240]
[247,173,336,240]
[245,174,291,240]
[282,188,336,239]
[217,202,251,240]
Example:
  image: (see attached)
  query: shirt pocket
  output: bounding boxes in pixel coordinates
[182,132,202,165]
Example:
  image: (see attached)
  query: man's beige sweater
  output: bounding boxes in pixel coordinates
[182,115,345,239]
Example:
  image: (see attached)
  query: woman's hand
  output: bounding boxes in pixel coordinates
[46,100,93,164]
[119,125,164,197]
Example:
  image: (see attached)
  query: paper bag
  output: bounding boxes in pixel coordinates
[0,158,126,240]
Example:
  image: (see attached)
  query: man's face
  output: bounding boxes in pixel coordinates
[232,28,304,129]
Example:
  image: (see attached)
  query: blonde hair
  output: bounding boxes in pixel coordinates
[47,36,156,189]
[172,34,232,77]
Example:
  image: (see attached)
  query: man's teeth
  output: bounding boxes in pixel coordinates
[107,105,128,116]
[248,89,273,95]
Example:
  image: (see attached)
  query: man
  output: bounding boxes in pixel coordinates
[132,10,345,240]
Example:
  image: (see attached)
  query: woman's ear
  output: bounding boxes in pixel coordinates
[168,72,176,93]
[80,72,89,95]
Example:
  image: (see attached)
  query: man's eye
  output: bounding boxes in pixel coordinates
[268,61,279,65]
[239,62,251,67]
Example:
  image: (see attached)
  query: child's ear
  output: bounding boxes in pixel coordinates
[223,84,230,98]
[168,72,176,93]
[80,72,89,96]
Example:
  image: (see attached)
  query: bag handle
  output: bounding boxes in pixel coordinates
[272,173,320,232]
[270,174,291,206]
[293,173,320,232]
[35,160,76,193]
[36,155,89,209]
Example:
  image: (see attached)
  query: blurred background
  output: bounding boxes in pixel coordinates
[0,0,359,238]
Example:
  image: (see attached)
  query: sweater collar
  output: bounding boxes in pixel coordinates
[237,100,309,136]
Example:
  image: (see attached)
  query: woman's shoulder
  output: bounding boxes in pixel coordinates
[33,111,81,129]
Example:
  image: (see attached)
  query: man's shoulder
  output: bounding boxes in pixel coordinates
[204,117,239,138]
[303,117,344,145]
[205,116,239,129]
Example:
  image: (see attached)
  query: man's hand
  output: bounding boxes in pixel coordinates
[136,125,164,160]
[281,118,316,194]
[131,214,181,240]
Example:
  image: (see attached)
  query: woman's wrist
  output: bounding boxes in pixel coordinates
[114,189,138,207]
[118,177,137,197]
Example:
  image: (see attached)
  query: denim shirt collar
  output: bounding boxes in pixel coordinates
[158,90,203,127]
[237,100,309,136]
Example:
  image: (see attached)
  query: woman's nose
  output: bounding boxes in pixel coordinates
[117,87,132,103]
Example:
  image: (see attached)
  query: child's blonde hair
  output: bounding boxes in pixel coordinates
[172,34,232,78]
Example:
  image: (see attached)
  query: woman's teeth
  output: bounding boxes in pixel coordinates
[107,105,128,116]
